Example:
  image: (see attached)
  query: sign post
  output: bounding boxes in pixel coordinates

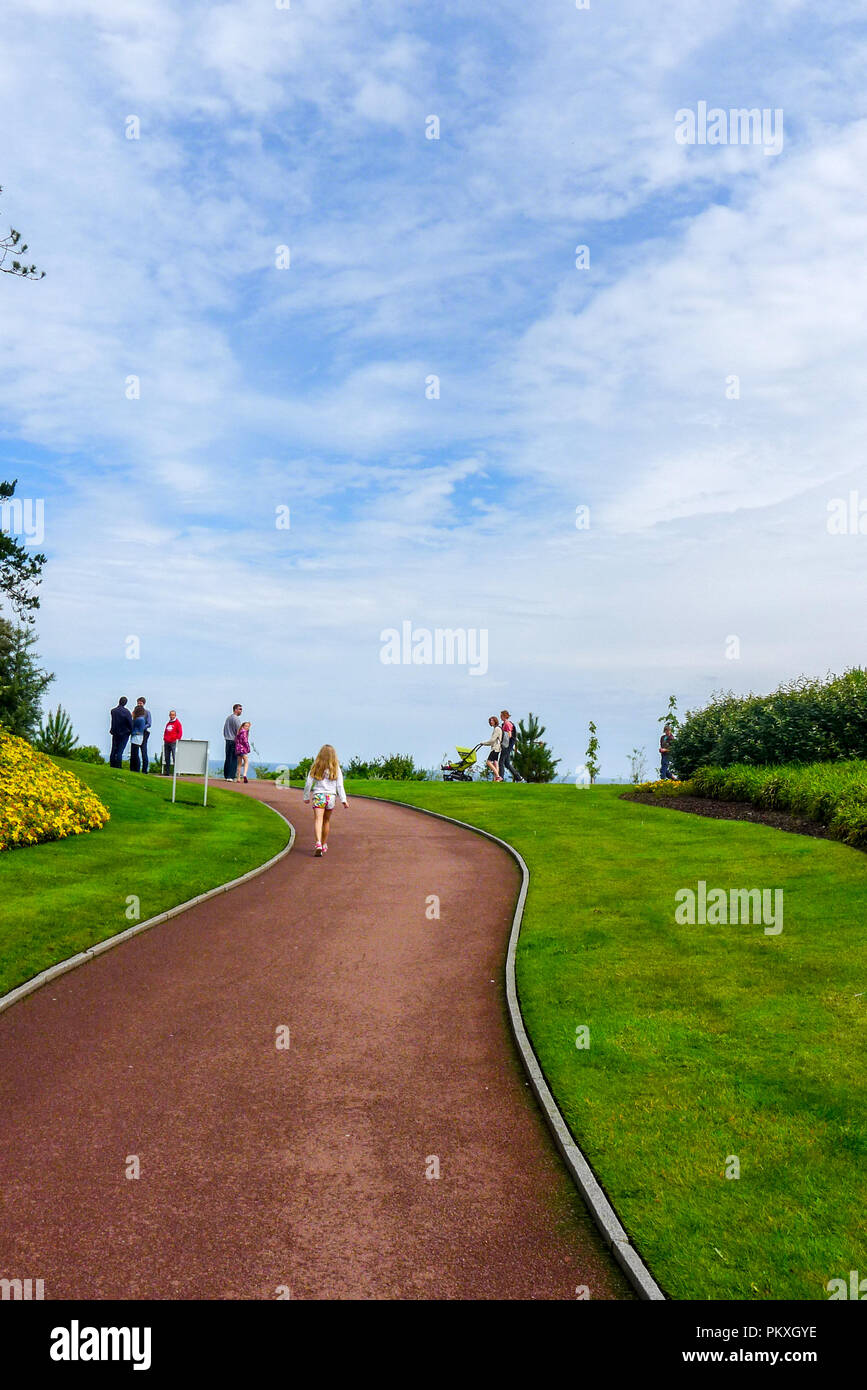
[171,739,210,806]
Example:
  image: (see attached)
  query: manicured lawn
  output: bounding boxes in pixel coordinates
[0,762,292,997]
[351,779,867,1301]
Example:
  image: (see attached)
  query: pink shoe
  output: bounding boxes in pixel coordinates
[314,842,322,856]
[321,843,328,854]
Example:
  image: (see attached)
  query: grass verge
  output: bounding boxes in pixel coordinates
[0,763,291,997]
[350,778,867,1301]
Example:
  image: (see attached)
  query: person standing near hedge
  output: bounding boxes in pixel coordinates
[163,709,183,776]
[223,703,242,781]
[109,697,133,768]
[659,724,674,780]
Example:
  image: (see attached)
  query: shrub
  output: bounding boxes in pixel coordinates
[629,747,648,784]
[682,760,867,847]
[345,753,427,781]
[0,726,110,851]
[672,669,867,777]
[69,745,105,765]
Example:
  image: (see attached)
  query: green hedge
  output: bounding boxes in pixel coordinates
[672,669,867,776]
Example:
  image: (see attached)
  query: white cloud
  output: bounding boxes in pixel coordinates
[3,0,867,775]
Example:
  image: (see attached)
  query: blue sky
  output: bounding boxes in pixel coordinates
[1,0,866,775]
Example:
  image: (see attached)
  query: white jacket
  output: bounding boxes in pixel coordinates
[303,767,347,804]
[481,727,503,754]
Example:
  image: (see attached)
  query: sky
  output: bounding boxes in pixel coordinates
[1,0,866,777]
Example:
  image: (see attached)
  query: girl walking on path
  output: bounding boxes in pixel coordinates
[480,716,503,781]
[303,744,349,855]
[235,722,252,783]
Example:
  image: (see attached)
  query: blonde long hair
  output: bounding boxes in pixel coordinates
[311,744,339,780]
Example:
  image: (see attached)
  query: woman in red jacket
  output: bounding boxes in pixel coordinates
[162,710,183,775]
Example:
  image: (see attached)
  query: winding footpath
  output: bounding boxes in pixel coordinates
[0,785,631,1300]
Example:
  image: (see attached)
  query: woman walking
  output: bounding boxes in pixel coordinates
[498,709,524,782]
[303,744,349,855]
[235,721,252,783]
[480,716,503,781]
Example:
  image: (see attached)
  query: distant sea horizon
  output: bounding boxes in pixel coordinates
[205,760,634,786]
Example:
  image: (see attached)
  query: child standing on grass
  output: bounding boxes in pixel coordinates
[235,722,252,783]
[303,744,349,855]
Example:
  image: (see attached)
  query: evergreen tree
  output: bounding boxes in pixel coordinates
[513,711,560,783]
[0,618,54,738]
[1,479,47,619]
[36,704,79,757]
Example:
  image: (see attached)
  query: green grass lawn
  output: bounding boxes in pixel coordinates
[0,762,292,997]
[350,779,867,1301]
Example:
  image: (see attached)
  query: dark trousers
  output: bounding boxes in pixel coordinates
[141,731,150,774]
[660,753,671,780]
[163,741,176,775]
[110,734,129,768]
[224,739,238,781]
[130,741,143,772]
[499,743,520,780]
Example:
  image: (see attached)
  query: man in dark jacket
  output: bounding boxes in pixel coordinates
[109,697,133,768]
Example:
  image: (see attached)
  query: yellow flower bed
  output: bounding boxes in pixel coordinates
[635,778,689,795]
[0,727,109,851]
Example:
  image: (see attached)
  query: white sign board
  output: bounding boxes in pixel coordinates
[172,739,210,806]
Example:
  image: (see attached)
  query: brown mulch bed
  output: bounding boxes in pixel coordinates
[621,791,836,842]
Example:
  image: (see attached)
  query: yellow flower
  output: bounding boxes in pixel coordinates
[0,728,109,852]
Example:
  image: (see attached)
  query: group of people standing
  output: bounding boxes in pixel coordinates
[109,697,152,771]
[108,698,251,780]
[479,710,524,782]
[109,697,183,774]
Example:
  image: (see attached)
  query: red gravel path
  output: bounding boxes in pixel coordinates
[0,784,631,1300]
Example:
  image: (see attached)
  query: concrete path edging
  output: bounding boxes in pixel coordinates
[357,793,666,1302]
[0,803,296,1018]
